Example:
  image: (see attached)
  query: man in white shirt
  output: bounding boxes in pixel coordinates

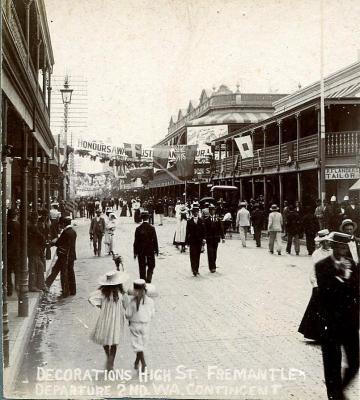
[236,202,250,247]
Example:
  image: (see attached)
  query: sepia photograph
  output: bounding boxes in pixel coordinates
[1,0,360,399]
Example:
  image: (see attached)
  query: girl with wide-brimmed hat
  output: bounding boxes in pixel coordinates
[88,271,129,370]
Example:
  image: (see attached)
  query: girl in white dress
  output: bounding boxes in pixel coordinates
[105,213,117,255]
[126,279,155,372]
[88,271,129,370]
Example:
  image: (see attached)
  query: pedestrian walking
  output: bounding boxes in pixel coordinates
[222,208,233,239]
[28,212,46,292]
[339,219,360,264]
[174,205,188,252]
[282,200,290,239]
[133,199,141,223]
[251,203,265,247]
[89,210,106,256]
[298,229,332,341]
[185,206,205,276]
[133,211,159,283]
[268,204,283,255]
[285,205,302,255]
[155,199,164,226]
[88,271,130,371]
[315,232,359,400]
[105,213,117,255]
[324,196,342,231]
[49,202,61,239]
[45,216,77,297]
[203,204,225,273]
[314,199,325,230]
[302,206,320,255]
[236,202,250,247]
[127,199,132,217]
[125,279,155,373]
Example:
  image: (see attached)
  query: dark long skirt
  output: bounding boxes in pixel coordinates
[134,209,141,223]
[298,287,321,341]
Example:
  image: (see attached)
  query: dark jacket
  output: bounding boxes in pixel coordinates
[315,255,359,340]
[155,201,164,214]
[134,222,159,256]
[302,212,319,236]
[203,216,224,243]
[286,210,302,235]
[251,209,265,228]
[186,218,205,246]
[55,226,77,260]
[7,220,21,259]
[89,217,105,237]
[28,223,46,256]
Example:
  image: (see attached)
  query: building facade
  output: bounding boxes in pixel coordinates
[2,0,57,366]
[211,62,360,208]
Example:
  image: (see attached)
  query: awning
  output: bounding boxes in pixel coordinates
[186,111,273,126]
[349,179,360,191]
[327,82,360,98]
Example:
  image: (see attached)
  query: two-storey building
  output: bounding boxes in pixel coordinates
[148,85,286,199]
[211,61,360,208]
[2,0,57,366]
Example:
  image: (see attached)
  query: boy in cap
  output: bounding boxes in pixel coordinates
[315,232,359,400]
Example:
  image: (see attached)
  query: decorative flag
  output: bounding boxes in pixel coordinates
[174,144,198,180]
[153,146,170,169]
[124,143,142,159]
[234,136,254,159]
[232,154,240,174]
[128,167,154,184]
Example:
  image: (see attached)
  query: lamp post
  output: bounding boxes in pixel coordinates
[60,75,73,200]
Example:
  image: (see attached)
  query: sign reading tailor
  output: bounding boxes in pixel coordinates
[325,167,360,180]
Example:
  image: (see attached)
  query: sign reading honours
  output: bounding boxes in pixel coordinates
[325,167,360,180]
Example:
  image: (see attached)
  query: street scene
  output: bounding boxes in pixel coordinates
[2,1,360,400]
[13,213,358,399]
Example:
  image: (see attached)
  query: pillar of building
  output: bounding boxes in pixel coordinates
[251,177,255,199]
[263,176,267,209]
[239,178,243,201]
[277,120,282,165]
[279,174,283,211]
[32,139,39,213]
[295,112,301,162]
[297,173,302,203]
[39,150,46,207]
[46,157,51,208]
[251,130,255,169]
[2,96,10,367]
[19,123,30,317]
[262,126,267,168]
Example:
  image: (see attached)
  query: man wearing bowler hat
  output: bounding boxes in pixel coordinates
[133,211,159,283]
[185,206,205,276]
[315,232,359,400]
[203,204,224,273]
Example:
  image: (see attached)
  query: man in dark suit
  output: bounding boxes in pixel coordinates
[45,216,77,297]
[315,232,359,400]
[203,204,225,273]
[186,206,205,276]
[340,219,360,265]
[133,211,159,283]
[251,203,265,247]
[89,210,106,256]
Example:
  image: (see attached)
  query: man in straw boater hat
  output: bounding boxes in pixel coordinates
[185,205,205,276]
[133,211,159,283]
[339,218,360,265]
[315,232,359,400]
[88,270,129,371]
[267,204,283,255]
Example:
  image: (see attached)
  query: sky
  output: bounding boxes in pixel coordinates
[45,0,360,147]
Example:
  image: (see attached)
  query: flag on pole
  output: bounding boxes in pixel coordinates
[234,136,253,159]
[153,146,170,169]
[174,144,198,180]
[124,143,142,159]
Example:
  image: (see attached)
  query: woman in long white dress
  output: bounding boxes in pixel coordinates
[174,205,188,252]
[88,271,129,370]
[105,213,117,255]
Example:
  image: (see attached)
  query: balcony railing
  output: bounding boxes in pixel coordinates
[214,131,360,177]
[326,131,360,157]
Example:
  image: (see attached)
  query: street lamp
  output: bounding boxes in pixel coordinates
[60,76,73,200]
